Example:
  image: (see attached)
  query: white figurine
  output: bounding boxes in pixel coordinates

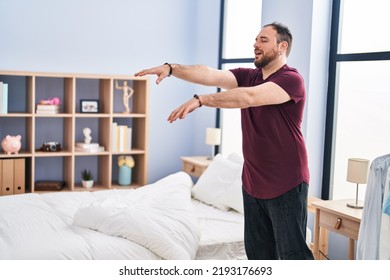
[115,80,134,113]
[83,127,92,144]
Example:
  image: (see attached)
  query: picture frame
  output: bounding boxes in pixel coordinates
[80,99,99,113]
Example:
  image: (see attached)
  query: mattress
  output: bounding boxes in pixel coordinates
[192,198,246,260]
[192,199,312,260]
[0,172,246,260]
[0,170,311,260]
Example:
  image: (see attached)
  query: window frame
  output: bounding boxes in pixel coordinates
[321,0,390,199]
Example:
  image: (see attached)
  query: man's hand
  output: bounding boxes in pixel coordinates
[134,64,171,84]
[167,97,201,123]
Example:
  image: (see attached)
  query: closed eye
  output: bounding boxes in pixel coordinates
[256,36,269,43]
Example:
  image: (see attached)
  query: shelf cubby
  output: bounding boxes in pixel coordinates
[0,71,149,194]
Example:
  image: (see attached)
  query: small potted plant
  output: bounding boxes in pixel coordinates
[81,169,94,189]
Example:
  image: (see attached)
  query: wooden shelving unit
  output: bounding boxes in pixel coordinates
[0,70,149,193]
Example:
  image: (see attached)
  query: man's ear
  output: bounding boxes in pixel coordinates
[279,41,288,54]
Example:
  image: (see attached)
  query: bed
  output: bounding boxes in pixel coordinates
[0,153,248,260]
[0,153,310,260]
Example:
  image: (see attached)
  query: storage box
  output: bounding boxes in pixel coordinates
[35,181,66,192]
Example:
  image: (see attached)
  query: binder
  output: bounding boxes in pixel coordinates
[14,158,25,194]
[1,159,14,195]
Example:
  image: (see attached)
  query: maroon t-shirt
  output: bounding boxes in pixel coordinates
[230,65,309,199]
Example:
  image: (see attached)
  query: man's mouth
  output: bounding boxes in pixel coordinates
[254,50,262,57]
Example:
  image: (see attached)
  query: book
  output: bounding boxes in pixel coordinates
[111,122,118,152]
[36,104,60,110]
[76,142,99,149]
[75,146,105,153]
[36,104,60,114]
[0,81,3,114]
[113,124,133,152]
[0,82,8,114]
[126,127,132,151]
[36,109,60,114]
[110,123,132,152]
[118,125,127,152]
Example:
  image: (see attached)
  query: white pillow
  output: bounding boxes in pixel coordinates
[214,177,244,213]
[192,154,242,210]
[227,152,244,165]
[213,153,244,213]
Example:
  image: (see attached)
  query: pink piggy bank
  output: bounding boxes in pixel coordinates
[1,135,22,155]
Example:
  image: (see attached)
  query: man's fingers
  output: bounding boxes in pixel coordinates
[168,109,181,123]
[167,106,191,123]
[168,109,180,122]
[135,68,168,85]
[134,69,146,76]
[155,75,165,84]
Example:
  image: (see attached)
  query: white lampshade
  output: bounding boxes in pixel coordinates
[347,158,370,184]
[205,128,221,146]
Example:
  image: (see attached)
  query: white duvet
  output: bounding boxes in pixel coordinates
[0,172,200,260]
[73,172,200,259]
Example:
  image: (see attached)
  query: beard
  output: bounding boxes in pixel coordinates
[254,49,279,68]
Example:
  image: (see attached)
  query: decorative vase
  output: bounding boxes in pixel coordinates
[82,180,94,189]
[118,166,132,186]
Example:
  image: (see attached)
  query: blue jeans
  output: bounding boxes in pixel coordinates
[243,182,314,260]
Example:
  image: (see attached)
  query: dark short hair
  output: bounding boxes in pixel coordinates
[263,22,293,56]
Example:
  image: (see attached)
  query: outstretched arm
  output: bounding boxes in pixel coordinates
[167,82,291,123]
[135,63,238,90]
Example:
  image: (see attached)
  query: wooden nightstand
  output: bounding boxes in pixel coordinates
[181,156,211,177]
[311,199,363,260]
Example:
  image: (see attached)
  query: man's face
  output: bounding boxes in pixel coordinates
[253,26,280,68]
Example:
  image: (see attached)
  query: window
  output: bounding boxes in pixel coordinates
[218,0,262,156]
[223,0,262,59]
[323,0,390,200]
[339,0,390,54]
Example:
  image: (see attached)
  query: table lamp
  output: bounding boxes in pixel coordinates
[346,158,370,209]
[205,128,221,160]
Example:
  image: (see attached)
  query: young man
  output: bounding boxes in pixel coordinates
[135,22,314,260]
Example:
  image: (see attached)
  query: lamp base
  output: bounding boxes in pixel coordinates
[346,202,363,209]
[208,145,216,161]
